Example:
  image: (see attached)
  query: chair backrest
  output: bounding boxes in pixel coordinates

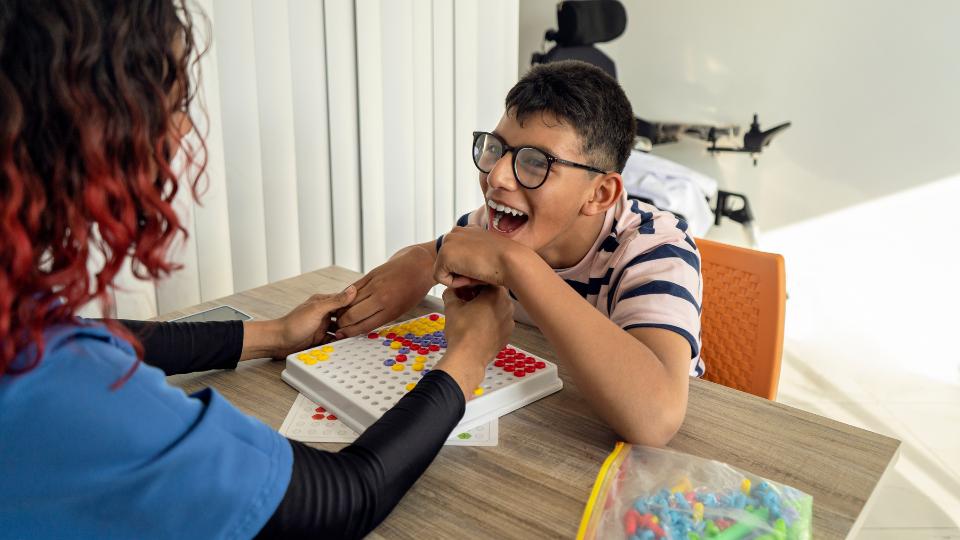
[535,45,618,80]
[530,0,627,79]
[696,238,786,400]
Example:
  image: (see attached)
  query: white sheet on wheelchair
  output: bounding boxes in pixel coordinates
[622,150,717,237]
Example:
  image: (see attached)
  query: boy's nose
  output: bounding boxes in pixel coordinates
[486,154,518,191]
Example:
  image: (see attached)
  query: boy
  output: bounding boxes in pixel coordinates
[336,61,702,446]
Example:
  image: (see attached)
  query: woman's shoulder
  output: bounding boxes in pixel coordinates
[49,319,137,353]
[0,321,292,540]
[0,321,157,423]
[7,320,136,375]
[0,320,157,425]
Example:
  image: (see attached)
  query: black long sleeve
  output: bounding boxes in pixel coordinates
[111,317,466,537]
[113,319,244,375]
[257,369,466,540]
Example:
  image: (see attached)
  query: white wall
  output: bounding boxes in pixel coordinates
[110,0,519,319]
[518,0,960,235]
[104,1,960,319]
[518,0,555,77]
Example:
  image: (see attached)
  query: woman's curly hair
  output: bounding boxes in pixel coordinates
[0,0,206,384]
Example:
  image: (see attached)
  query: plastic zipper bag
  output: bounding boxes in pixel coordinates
[577,443,813,540]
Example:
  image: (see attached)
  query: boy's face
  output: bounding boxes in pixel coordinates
[480,110,604,258]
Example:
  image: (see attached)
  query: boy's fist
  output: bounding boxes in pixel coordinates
[433,226,524,289]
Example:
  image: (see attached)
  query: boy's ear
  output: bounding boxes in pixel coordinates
[582,172,623,216]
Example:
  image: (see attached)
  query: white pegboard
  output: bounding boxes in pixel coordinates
[281,313,562,434]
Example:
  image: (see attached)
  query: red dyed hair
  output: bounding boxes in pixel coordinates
[0,0,206,384]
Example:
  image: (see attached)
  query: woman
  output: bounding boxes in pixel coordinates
[0,1,513,538]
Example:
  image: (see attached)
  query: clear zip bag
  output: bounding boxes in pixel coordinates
[577,443,813,540]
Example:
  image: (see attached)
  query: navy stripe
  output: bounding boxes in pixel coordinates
[673,212,697,250]
[617,280,701,314]
[638,217,655,234]
[629,199,656,234]
[599,234,620,252]
[605,246,701,314]
[639,244,699,273]
[624,323,700,359]
[564,268,615,298]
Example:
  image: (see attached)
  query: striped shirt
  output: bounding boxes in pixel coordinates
[442,191,704,376]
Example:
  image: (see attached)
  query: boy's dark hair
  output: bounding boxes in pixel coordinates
[506,60,636,173]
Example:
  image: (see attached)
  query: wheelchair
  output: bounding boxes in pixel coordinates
[530,0,791,246]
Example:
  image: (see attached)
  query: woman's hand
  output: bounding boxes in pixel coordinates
[434,286,514,399]
[241,286,357,360]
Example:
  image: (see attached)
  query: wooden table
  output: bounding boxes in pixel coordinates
[165,267,900,539]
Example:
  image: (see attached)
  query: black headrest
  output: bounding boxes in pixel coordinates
[548,1,627,46]
[536,46,618,80]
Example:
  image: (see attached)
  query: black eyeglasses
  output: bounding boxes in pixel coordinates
[471,131,608,189]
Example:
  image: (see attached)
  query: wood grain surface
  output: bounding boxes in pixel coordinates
[164,267,900,539]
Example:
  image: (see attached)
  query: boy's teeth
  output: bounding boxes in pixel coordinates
[487,200,525,217]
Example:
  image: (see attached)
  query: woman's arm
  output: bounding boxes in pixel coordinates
[258,369,465,539]
[110,287,358,376]
[257,287,514,539]
[116,319,244,375]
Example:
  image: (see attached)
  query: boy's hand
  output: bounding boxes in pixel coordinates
[335,245,435,338]
[433,226,525,289]
[242,286,356,360]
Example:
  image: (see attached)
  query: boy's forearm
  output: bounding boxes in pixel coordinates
[391,241,438,286]
[391,241,437,265]
[504,249,687,446]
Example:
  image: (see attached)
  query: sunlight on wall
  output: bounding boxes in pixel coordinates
[762,174,960,385]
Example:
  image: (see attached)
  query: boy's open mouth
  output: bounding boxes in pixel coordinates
[487,199,529,235]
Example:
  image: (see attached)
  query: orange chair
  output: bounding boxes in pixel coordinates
[696,238,786,400]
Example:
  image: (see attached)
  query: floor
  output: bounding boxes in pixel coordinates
[708,174,960,538]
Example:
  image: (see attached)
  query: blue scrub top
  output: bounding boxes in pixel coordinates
[0,322,292,539]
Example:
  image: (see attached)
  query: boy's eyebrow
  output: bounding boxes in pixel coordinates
[492,129,564,158]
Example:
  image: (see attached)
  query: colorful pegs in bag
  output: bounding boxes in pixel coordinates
[623,477,805,540]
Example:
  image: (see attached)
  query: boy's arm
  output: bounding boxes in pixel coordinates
[337,209,482,337]
[335,241,438,338]
[433,226,690,446]
[507,249,690,446]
